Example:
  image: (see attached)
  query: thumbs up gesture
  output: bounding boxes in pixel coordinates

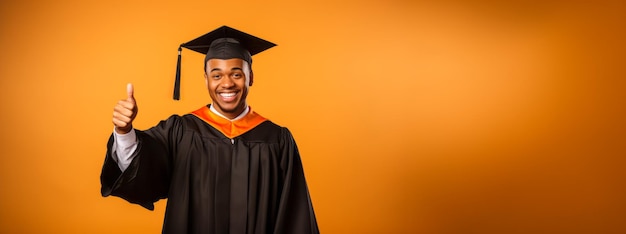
[113,83,138,134]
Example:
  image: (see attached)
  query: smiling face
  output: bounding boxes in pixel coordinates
[204,58,253,119]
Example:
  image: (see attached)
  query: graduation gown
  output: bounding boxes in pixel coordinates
[100,105,319,234]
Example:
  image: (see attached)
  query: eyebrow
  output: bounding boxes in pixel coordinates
[209,67,243,73]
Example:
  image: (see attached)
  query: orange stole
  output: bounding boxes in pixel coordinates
[191,106,267,139]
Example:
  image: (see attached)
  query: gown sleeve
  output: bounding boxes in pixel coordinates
[100,115,182,210]
[274,127,320,234]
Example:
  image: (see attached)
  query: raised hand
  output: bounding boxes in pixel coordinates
[112,83,138,134]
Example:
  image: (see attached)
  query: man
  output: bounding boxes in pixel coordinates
[100,26,319,234]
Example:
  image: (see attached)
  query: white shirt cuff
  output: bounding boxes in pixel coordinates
[112,128,138,171]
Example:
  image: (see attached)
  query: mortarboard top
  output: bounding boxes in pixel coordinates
[174,25,277,100]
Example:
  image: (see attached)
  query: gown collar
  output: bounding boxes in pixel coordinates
[191,105,267,139]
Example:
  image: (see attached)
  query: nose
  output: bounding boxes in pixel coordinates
[220,77,235,88]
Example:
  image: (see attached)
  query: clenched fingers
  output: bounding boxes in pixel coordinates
[114,100,136,118]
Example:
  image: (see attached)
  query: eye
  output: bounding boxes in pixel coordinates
[212,74,221,79]
[232,73,242,78]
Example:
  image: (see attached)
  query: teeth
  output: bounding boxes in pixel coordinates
[220,93,236,97]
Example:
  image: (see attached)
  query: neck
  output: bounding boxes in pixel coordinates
[210,104,249,121]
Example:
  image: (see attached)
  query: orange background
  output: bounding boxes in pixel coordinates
[1,0,625,233]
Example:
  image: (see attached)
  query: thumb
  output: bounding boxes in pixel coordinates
[126,83,135,101]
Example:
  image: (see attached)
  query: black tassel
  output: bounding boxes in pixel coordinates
[173,45,182,100]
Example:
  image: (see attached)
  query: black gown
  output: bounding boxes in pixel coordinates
[100,105,319,234]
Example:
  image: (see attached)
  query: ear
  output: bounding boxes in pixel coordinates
[249,70,254,87]
[204,73,208,86]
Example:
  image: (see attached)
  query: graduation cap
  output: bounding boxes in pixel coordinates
[174,25,277,100]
